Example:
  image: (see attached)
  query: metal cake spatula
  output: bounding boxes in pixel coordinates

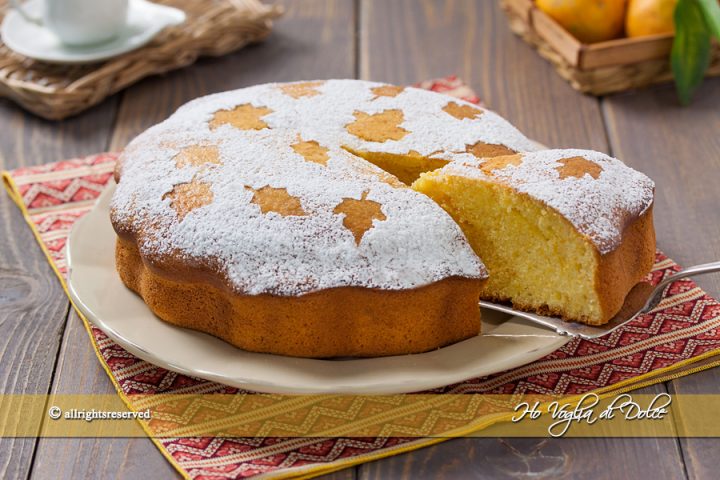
[480,260,720,339]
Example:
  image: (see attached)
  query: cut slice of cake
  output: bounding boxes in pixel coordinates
[339,99,539,186]
[412,149,656,325]
[342,148,451,185]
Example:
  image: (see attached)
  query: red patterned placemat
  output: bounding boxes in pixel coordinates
[4,77,720,479]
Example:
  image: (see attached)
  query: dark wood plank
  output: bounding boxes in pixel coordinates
[666,364,720,480]
[30,311,179,479]
[109,0,357,150]
[0,98,117,480]
[359,0,607,151]
[28,2,359,479]
[356,390,685,480]
[667,366,720,480]
[358,1,687,479]
[602,81,720,297]
[603,76,720,480]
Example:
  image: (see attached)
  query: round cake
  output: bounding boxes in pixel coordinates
[111,79,655,357]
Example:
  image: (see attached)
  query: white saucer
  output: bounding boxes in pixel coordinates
[66,183,570,394]
[1,0,186,64]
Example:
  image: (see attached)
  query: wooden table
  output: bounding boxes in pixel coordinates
[1,1,719,478]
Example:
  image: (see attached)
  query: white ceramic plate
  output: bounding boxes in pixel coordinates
[66,183,570,394]
[1,0,186,64]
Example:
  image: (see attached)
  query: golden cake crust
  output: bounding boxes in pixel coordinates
[592,205,656,324]
[115,236,484,358]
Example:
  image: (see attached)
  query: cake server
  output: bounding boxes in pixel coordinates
[480,260,720,339]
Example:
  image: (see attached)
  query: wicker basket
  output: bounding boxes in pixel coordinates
[501,0,720,95]
[0,0,282,120]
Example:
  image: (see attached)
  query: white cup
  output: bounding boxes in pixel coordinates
[10,0,129,46]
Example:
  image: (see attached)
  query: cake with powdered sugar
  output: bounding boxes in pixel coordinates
[111,79,655,357]
[414,149,655,325]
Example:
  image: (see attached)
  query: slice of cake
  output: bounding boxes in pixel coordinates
[412,149,656,325]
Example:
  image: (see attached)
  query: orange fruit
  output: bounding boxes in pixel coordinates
[626,0,678,37]
[536,0,628,43]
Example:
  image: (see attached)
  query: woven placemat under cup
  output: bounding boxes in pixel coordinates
[0,0,282,120]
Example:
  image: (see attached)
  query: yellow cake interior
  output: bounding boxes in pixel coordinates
[339,148,622,324]
[412,171,604,324]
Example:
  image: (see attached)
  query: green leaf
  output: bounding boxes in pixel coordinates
[696,0,720,39]
[672,0,712,105]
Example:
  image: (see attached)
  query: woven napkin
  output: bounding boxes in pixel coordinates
[4,76,720,479]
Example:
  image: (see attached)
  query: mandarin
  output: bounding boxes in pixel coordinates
[536,0,627,43]
[626,0,678,37]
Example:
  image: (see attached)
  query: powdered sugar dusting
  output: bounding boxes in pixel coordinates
[438,149,655,254]
[112,80,516,296]
[168,80,539,159]
[112,80,653,295]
